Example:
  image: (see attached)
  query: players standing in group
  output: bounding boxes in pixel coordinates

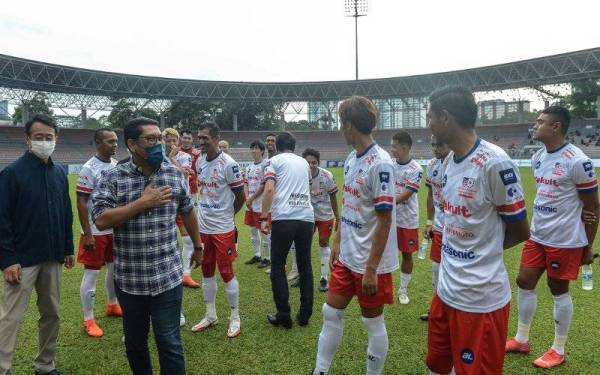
[244,140,271,270]
[425,86,530,375]
[313,96,398,375]
[420,135,450,321]
[390,131,423,305]
[75,129,122,337]
[505,106,599,368]
[192,123,246,338]
[302,148,339,292]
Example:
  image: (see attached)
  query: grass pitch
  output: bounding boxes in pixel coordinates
[3,167,600,374]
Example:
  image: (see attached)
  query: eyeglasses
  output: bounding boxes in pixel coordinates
[137,135,163,144]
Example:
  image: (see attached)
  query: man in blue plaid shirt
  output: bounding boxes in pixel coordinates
[92,117,203,375]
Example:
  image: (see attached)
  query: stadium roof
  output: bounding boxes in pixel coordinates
[1,48,600,102]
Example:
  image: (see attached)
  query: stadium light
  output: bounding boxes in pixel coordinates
[344,0,368,80]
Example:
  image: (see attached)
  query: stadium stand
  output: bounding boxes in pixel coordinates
[2,119,600,169]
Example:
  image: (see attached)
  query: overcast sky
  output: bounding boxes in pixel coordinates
[1,0,599,83]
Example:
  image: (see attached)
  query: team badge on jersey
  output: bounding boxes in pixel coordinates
[379,171,390,183]
[461,348,475,364]
[499,168,517,185]
[583,161,593,172]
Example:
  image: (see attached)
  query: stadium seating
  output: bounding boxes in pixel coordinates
[1,119,600,169]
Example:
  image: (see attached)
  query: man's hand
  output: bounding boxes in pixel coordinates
[140,184,172,209]
[582,209,597,225]
[83,233,95,251]
[423,224,433,240]
[190,244,204,269]
[169,146,180,158]
[260,220,270,235]
[64,255,75,269]
[3,264,22,285]
[581,246,595,265]
[362,269,378,296]
[329,241,340,271]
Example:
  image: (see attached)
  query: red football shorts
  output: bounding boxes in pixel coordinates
[328,260,394,309]
[77,234,114,270]
[430,230,443,263]
[175,213,184,227]
[397,227,418,253]
[244,211,271,229]
[200,230,237,266]
[314,219,335,239]
[426,294,510,375]
[520,239,583,280]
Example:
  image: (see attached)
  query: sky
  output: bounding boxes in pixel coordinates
[1,0,599,83]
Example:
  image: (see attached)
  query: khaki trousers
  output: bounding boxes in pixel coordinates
[0,261,62,375]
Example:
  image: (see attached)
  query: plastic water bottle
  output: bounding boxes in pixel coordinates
[581,264,593,290]
[418,238,428,260]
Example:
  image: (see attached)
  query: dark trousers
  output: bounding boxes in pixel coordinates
[270,219,314,319]
[116,283,185,375]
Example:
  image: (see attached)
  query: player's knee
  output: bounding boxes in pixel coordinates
[425,353,453,375]
[516,274,535,290]
[218,263,235,283]
[322,303,344,328]
[84,264,101,271]
[319,238,328,247]
[201,263,216,278]
[547,277,569,295]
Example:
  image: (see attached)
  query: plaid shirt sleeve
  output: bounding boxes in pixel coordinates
[176,168,193,214]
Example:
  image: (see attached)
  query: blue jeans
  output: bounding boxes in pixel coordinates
[116,283,185,375]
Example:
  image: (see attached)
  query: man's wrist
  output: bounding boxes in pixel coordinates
[193,245,203,251]
[426,220,433,226]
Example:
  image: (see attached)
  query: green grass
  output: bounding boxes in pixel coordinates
[3,167,600,374]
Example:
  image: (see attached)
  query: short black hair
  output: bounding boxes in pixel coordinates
[541,105,571,134]
[199,122,220,138]
[428,85,478,129]
[180,128,193,137]
[25,114,58,136]
[249,140,265,153]
[276,132,296,152]
[124,117,159,152]
[302,148,320,162]
[94,128,116,143]
[392,130,412,147]
[338,96,379,135]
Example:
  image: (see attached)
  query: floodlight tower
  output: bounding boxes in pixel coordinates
[345,0,368,80]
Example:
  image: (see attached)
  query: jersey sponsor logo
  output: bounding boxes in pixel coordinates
[343,184,361,198]
[537,189,558,199]
[442,201,472,218]
[459,177,477,199]
[341,216,362,229]
[461,348,475,364]
[344,165,349,175]
[199,181,219,188]
[535,176,559,187]
[535,161,541,169]
[444,224,474,239]
[200,202,222,209]
[507,186,523,200]
[442,174,447,188]
[533,204,557,213]
[470,151,489,168]
[583,161,594,172]
[442,243,475,260]
[499,168,517,185]
[379,171,390,183]
[433,170,438,177]
[342,200,363,213]
[561,148,576,159]
[232,165,241,179]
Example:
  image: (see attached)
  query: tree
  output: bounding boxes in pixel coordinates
[106,100,159,129]
[563,80,600,118]
[285,120,320,130]
[12,93,53,125]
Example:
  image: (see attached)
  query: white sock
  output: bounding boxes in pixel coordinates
[431,262,440,292]
[261,232,271,261]
[552,293,573,355]
[80,269,99,321]
[320,246,330,280]
[251,228,261,257]
[362,314,389,375]
[291,243,298,273]
[314,304,345,374]
[182,236,194,275]
[224,277,240,319]
[105,262,118,305]
[515,288,537,343]
[202,276,218,318]
[399,272,411,292]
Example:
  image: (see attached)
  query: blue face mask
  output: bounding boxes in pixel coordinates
[145,143,165,169]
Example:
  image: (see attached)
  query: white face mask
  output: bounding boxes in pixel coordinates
[30,140,56,159]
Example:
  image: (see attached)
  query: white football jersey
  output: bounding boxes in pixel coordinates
[394,159,423,229]
[76,156,117,236]
[263,152,314,222]
[426,155,450,232]
[438,139,526,313]
[196,152,244,234]
[530,143,598,248]
[310,167,338,222]
[338,144,399,274]
[246,160,267,212]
